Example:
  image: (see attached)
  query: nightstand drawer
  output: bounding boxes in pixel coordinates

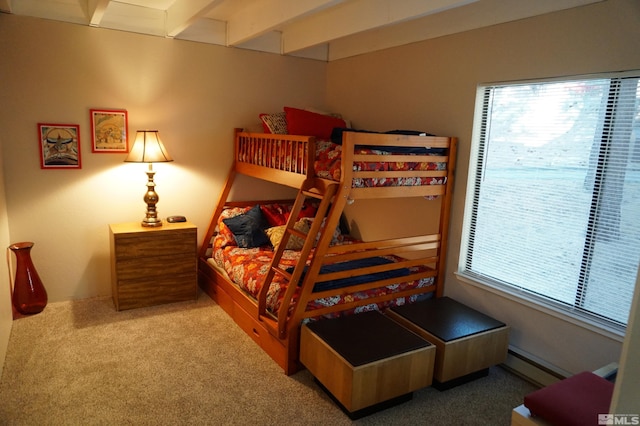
[115,254,195,280]
[115,272,196,310]
[113,232,196,259]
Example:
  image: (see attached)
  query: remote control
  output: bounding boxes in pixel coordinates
[167,215,187,223]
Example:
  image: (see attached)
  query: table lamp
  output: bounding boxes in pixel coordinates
[125,130,173,227]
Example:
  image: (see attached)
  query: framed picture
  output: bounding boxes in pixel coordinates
[38,123,81,169]
[90,109,128,153]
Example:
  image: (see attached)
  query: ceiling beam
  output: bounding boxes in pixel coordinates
[226,0,345,47]
[98,2,165,37]
[88,0,110,27]
[8,0,87,24]
[165,0,221,38]
[327,0,604,61]
[174,17,227,45]
[282,0,476,54]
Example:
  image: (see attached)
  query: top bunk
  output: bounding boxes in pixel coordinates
[234,115,457,201]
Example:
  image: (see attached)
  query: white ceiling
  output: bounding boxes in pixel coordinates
[0,0,603,61]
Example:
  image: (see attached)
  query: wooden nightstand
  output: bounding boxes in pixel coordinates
[109,221,197,311]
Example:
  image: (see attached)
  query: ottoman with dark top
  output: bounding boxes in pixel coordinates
[300,310,435,419]
[387,297,509,389]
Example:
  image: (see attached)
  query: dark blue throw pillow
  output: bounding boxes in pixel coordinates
[222,205,270,248]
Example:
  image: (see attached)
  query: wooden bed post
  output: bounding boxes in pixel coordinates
[436,137,457,297]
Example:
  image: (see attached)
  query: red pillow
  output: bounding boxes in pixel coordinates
[523,372,614,426]
[284,107,346,140]
[261,203,318,227]
[299,203,317,219]
[259,115,271,134]
[261,204,289,226]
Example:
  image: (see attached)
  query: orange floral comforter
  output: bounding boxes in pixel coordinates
[211,242,434,318]
[209,205,435,318]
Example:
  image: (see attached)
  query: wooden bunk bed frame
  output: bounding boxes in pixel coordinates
[198,128,457,375]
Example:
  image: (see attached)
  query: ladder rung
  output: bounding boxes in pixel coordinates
[301,189,324,199]
[258,313,279,338]
[288,228,307,239]
[258,179,333,335]
[271,266,292,280]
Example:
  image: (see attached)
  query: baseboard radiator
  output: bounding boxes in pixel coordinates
[501,346,570,388]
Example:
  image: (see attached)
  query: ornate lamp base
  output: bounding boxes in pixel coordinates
[141,164,163,227]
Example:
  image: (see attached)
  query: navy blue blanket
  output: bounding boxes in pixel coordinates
[330,128,446,155]
[287,256,411,292]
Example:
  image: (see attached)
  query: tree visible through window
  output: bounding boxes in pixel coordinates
[460,74,640,328]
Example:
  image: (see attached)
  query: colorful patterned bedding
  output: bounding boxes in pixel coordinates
[209,205,435,318]
[210,245,434,318]
[314,139,447,188]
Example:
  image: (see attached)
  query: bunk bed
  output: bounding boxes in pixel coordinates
[198,122,457,375]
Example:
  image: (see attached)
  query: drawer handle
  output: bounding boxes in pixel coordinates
[252,328,259,336]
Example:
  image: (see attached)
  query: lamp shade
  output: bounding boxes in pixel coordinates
[125,130,173,163]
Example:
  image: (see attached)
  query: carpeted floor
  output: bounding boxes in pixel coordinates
[0,292,536,425]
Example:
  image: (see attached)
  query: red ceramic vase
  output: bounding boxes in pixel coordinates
[9,242,48,315]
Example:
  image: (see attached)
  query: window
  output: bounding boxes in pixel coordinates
[460,72,640,330]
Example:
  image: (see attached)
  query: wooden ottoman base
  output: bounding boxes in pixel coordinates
[387,297,509,388]
[313,377,414,420]
[300,310,435,419]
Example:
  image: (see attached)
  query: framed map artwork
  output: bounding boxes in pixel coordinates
[90,109,128,153]
[38,123,81,169]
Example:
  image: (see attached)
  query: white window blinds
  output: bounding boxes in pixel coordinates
[460,73,640,329]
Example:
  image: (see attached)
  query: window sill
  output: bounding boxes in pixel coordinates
[454,272,626,342]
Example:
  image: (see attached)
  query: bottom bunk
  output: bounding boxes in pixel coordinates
[198,200,440,375]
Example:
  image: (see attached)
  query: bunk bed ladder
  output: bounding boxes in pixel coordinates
[257,177,339,338]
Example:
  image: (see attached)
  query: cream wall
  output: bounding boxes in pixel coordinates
[0,141,12,377]
[0,14,326,362]
[327,0,640,376]
[0,14,323,301]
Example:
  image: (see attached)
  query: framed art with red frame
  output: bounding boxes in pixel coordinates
[38,123,81,169]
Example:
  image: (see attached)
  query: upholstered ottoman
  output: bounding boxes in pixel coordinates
[387,297,510,389]
[522,371,614,426]
[300,310,435,419]
[511,364,617,426]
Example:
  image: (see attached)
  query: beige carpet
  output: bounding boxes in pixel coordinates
[0,292,536,425]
